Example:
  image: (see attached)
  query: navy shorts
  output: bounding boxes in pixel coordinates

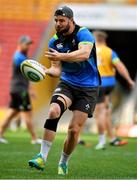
[9,91,32,111]
[51,81,99,118]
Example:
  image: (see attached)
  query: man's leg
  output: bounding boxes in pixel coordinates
[105,96,128,146]
[20,111,38,143]
[41,94,71,157]
[95,102,107,149]
[104,96,115,140]
[63,110,87,155]
[0,108,18,143]
[58,110,88,174]
[28,94,72,170]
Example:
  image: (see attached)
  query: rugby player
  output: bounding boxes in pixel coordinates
[28,6,100,175]
[94,31,135,150]
[0,36,41,144]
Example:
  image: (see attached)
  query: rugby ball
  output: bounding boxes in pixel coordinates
[20,59,45,82]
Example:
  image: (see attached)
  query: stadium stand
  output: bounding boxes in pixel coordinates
[0,0,52,107]
[0,20,48,106]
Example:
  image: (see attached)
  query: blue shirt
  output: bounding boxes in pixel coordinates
[48,26,100,87]
[13,51,27,67]
[10,50,29,93]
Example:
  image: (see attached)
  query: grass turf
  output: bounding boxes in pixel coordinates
[0,130,137,179]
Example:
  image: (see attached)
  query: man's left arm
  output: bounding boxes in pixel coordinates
[45,28,94,62]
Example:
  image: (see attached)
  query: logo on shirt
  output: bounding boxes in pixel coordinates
[72,39,76,46]
[85,104,90,110]
[56,43,63,49]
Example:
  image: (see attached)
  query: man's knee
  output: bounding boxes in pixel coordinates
[44,95,66,132]
[48,103,61,119]
[44,105,60,132]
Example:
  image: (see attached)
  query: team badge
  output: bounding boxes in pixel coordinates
[56,43,63,49]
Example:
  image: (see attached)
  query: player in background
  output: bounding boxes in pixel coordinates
[94,31,135,150]
[28,6,100,175]
[0,36,41,144]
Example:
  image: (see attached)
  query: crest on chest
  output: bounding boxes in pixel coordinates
[56,42,63,49]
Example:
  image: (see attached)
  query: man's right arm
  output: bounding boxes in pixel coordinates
[112,50,135,88]
[45,37,62,77]
[45,61,61,77]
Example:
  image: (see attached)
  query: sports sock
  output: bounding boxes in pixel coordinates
[99,134,106,145]
[59,151,70,165]
[40,139,52,161]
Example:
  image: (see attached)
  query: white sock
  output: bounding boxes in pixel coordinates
[59,151,70,165]
[99,134,106,145]
[40,140,52,161]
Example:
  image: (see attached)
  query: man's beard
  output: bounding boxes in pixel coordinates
[21,49,28,55]
[56,23,70,34]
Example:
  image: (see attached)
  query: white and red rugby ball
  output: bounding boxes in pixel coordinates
[20,59,45,82]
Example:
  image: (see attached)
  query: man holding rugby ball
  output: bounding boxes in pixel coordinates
[28,6,100,175]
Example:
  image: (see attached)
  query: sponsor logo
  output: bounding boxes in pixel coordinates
[56,43,63,49]
[19,105,24,110]
[55,87,62,93]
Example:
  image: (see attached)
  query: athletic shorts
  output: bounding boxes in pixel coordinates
[51,81,99,118]
[9,91,32,111]
[97,86,114,103]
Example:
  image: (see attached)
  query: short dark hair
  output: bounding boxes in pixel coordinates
[93,30,108,40]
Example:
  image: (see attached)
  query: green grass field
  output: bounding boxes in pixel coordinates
[0,130,137,179]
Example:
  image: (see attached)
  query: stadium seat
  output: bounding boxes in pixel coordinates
[0,20,48,106]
